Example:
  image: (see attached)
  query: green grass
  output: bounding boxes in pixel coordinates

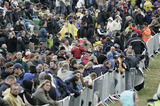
[109,55,160,106]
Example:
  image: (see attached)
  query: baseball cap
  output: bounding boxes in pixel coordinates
[11,63,22,70]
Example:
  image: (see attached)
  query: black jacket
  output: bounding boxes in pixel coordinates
[30,35,39,45]
[78,26,88,38]
[19,89,38,105]
[51,36,60,53]
[135,13,144,25]
[7,37,17,53]
[87,24,94,42]
[12,12,19,23]
[114,37,123,51]
[47,20,56,35]
[65,79,80,98]
[82,15,93,26]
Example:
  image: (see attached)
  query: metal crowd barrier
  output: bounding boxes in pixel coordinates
[58,33,160,106]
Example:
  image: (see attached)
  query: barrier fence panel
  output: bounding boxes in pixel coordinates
[153,34,159,53]
[93,75,104,102]
[62,96,70,106]
[115,72,125,94]
[146,37,154,58]
[102,73,110,100]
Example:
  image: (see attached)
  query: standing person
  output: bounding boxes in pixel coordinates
[5,8,13,28]
[12,8,19,26]
[38,20,48,48]
[21,31,30,50]
[33,80,59,105]
[142,22,151,43]
[144,0,153,12]
[112,15,121,34]
[71,39,85,59]
[125,50,138,90]
[3,84,25,106]
[7,32,17,53]
[82,11,93,26]
[135,9,144,30]
[96,0,105,11]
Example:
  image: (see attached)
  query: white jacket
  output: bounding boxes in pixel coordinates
[106,21,114,33]
[112,20,121,31]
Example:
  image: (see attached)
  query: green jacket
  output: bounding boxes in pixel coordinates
[13,59,28,73]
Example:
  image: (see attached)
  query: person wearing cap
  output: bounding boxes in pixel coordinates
[120,90,138,106]
[12,63,25,84]
[142,22,151,42]
[13,52,28,73]
[1,62,14,80]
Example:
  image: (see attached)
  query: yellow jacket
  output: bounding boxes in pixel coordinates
[127,0,136,6]
[3,93,25,106]
[144,1,153,12]
[59,23,78,40]
[147,100,160,106]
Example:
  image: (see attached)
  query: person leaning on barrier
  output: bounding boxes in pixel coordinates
[125,50,138,90]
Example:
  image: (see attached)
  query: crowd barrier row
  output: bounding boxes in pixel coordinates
[59,33,160,106]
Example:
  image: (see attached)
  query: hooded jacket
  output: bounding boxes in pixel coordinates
[38,26,48,42]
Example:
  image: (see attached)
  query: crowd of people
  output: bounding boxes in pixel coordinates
[0,0,159,105]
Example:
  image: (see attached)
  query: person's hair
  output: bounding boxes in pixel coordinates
[39,20,45,26]
[11,54,17,62]
[5,62,13,68]
[45,56,52,64]
[73,70,81,75]
[70,76,79,82]
[127,50,133,55]
[5,75,16,82]
[78,64,84,70]
[113,55,118,60]
[38,80,50,89]
[11,84,19,90]
[104,61,111,66]
[70,58,77,67]
[86,61,93,70]
[143,22,148,26]
[0,57,6,63]
[29,53,35,59]
[7,52,13,57]
[90,72,97,79]
[34,45,39,50]
[61,38,67,43]
[50,60,56,64]
[44,74,51,81]
[58,61,69,69]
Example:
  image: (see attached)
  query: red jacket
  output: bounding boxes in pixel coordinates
[71,45,85,59]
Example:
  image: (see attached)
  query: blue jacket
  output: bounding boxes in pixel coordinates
[38,27,48,42]
[15,71,25,84]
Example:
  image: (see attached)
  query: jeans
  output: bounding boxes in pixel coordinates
[125,68,136,90]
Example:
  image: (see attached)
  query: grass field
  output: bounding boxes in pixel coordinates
[109,54,160,106]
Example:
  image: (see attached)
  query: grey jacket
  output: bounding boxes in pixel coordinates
[33,88,57,106]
